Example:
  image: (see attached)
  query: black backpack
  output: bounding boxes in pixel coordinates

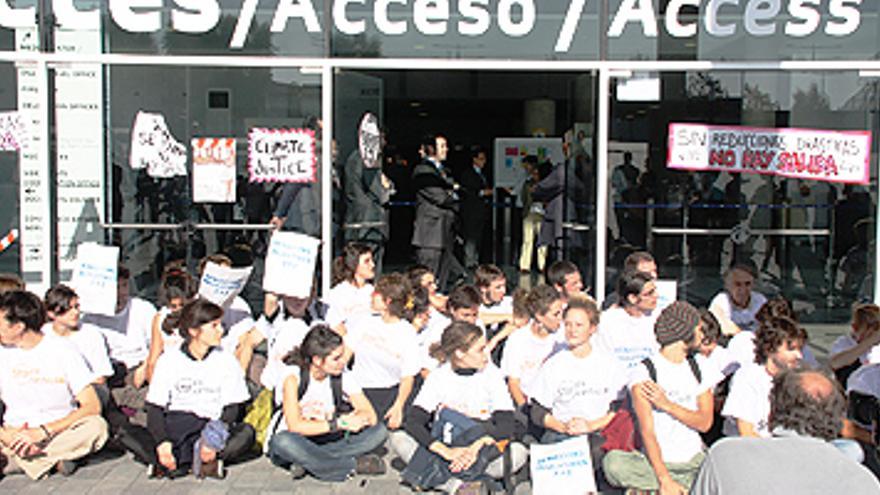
[641,354,702,384]
[297,366,353,415]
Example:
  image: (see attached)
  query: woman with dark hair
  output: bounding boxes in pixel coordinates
[142,299,254,479]
[324,242,375,332]
[267,325,387,481]
[345,273,420,428]
[145,267,197,381]
[391,322,528,493]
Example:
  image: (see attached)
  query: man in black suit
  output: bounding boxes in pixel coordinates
[412,134,458,289]
[459,148,492,271]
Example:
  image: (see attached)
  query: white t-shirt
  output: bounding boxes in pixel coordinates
[82,297,156,368]
[721,362,773,438]
[595,306,659,372]
[42,322,114,378]
[346,314,421,389]
[709,291,767,334]
[276,365,362,422]
[220,295,255,352]
[0,336,97,427]
[500,324,564,399]
[416,310,486,372]
[146,347,249,420]
[847,363,880,398]
[324,281,374,328]
[531,346,626,423]
[414,363,514,421]
[832,334,880,366]
[695,348,734,388]
[630,355,711,464]
[259,315,311,390]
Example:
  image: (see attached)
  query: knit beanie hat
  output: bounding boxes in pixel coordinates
[655,301,700,347]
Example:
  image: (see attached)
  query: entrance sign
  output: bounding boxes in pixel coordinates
[198,261,252,308]
[130,111,188,178]
[248,128,317,183]
[667,123,871,185]
[193,137,237,203]
[262,231,321,297]
[70,243,119,316]
[530,435,596,494]
[0,111,28,150]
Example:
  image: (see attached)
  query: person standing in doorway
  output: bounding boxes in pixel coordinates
[412,134,459,290]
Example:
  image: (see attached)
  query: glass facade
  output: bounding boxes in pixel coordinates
[1,1,879,322]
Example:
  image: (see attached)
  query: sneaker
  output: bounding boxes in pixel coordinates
[55,460,78,477]
[197,459,225,480]
[354,454,386,475]
[146,463,168,479]
[289,463,306,480]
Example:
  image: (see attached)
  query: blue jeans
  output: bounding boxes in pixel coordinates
[268,424,387,481]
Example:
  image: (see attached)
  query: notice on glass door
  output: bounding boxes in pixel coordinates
[667,123,871,185]
[193,137,237,203]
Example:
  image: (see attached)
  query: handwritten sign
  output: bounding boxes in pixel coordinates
[70,243,119,316]
[130,111,188,178]
[262,231,320,297]
[667,123,871,185]
[358,112,381,169]
[193,137,236,203]
[248,128,316,183]
[198,261,252,308]
[530,436,596,495]
[0,111,28,151]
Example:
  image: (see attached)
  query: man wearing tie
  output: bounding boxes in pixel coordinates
[459,148,493,271]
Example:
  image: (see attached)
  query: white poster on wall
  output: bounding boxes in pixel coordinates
[130,111,188,178]
[248,128,317,183]
[192,138,237,203]
[0,111,29,151]
[262,231,320,297]
[70,243,119,316]
[493,137,565,192]
[54,27,105,280]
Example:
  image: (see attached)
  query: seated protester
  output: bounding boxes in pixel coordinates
[603,301,714,494]
[145,267,197,382]
[407,264,448,316]
[845,358,880,474]
[546,260,585,303]
[419,284,483,374]
[594,270,660,371]
[197,254,257,353]
[81,265,155,389]
[0,272,25,293]
[0,291,108,479]
[726,296,818,375]
[345,273,420,429]
[530,297,626,487]
[324,242,375,333]
[722,317,804,438]
[602,251,658,310]
[476,264,512,322]
[487,287,532,361]
[406,286,433,336]
[831,303,880,386]
[695,309,736,383]
[267,325,387,481]
[709,260,767,335]
[692,369,880,495]
[500,285,564,420]
[391,322,528,493]
[43,284,114,383]
[143,299,254,479]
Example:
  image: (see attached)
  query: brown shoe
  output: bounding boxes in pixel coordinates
[197,459,225,480]
[354,454,386,475]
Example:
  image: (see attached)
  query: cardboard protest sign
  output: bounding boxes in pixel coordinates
[530,436,596,494]
[193,137,236,203]
[0,111,29,151]
[262,231,320,297]
[70,243,119,316]
[130,111,188,178]
[358,112,381,169]
[248,128,316,183]
[198,261,253,308]
[667,123,871,184]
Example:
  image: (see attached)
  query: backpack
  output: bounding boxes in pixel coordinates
[641,354,702,384]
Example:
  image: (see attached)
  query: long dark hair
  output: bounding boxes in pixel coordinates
[163,298,224,341]
[282,324,344,370]
[331,243,372,286]
[429,321,482,365]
